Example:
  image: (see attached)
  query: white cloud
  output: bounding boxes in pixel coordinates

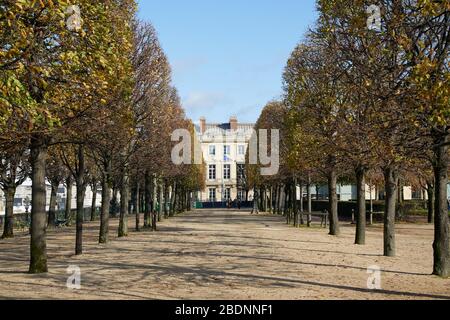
[183,92,230,110]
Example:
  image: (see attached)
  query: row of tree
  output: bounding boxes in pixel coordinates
[248,0,450,277]
[0,1,204,273]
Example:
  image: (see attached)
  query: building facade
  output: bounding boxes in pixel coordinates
[0,178,100,216]
[311,184,428,202]
[196,116,255,202]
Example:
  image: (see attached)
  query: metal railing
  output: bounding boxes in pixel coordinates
[0,207,101,229]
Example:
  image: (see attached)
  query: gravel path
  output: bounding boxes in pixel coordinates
[0,209,449,300]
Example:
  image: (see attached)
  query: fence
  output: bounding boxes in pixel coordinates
[0,207,101,228]
[195,201,253,209]
[303,199,429,221]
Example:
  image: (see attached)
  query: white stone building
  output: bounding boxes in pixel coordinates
[196,116,255,202]
[0,178,101,216]
[312,184,422,202]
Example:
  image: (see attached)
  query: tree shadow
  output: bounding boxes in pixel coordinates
[77,259,450,300]
[113,245,429,277]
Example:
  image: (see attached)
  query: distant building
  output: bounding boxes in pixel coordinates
[311,184,436,202]
[0,178,100,216]
[195,116,255,202]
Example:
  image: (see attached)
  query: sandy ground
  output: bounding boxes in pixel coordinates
[0,209,449,300]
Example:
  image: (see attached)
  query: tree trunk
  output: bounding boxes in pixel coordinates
[140,185,145,213]
[29,136,48,274]
[99,161,111,244]
[328,168,340,236]
[134,181,140,231]
[2,186,16,239]
[398,180,404,204]
[283,184,289,220]
[299,182,304,212]
[269,186,273,214]
[47,183,58,228]
[307,176,312,213]
[299,182,304,225]
[355,165,366,245]
[111,187,118,217]
[152,182,158,231]
[170,182,176,217]
[396,179,404,219]
[180,187,184,212]
[187,191,192,211]
[291,180,297,226]
[288,185,293,224]
[251,188,259,214]
[174,187,179,213]
[180,189,183,212]
[65,176,72,221]
[118,164,129,238]
[307,175,312,227]
[153,175,157,212]
[75,146,86,256]
[75,183,85,255]
[273,186,277,214]
[427,183,435,224]
[383,165,398,257]
[432,133,450,277]
[144,172,150,228]
[290,183,295,226]
[277,185,282,215]
[158,181,163,221]
[260,188,265,212]
[273,185,278,214]
[264,188,269,212]
[164,182,169,218]
[90,182,97,221]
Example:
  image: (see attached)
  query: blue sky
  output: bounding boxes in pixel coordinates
[137,0,318,123]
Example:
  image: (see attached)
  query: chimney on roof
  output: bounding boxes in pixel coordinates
[230,116,238,131]
[200,117,206,134]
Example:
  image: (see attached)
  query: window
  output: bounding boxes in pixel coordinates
[223,164,231,180]
[238,145,245,155]
[223,145,231,161]
[224,188,231,200]
[209,145,216,156]
[208,165,216,180]
[237,164,245,181]
[237,189,244,200]
[209,188,216,201]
